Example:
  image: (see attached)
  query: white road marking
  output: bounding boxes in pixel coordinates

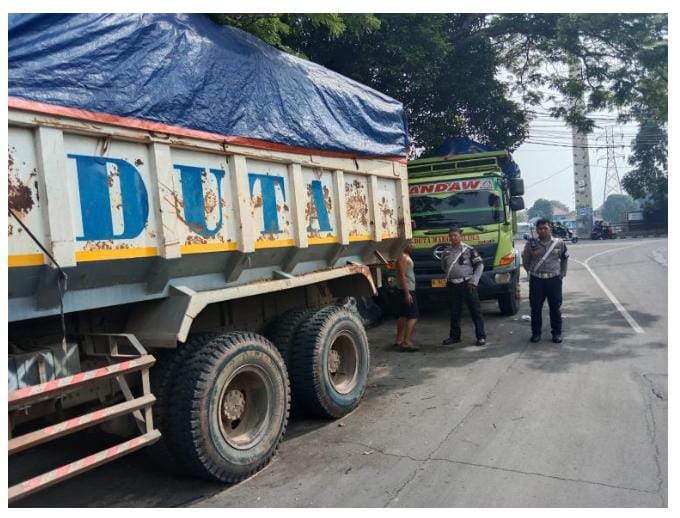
[652,248,668,268]
[573,242,648,334]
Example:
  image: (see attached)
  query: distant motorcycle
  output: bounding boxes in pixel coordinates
[591,220,615,240]
[551,222,579,243]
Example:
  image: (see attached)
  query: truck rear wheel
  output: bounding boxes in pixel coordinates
[498,283,520,316]
[147,333,218,473]
[168,332,289,482]
[291,306,370,418]
[266,308,317,370]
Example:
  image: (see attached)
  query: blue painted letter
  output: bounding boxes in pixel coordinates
[249,174,286,234]
[173,165,225,237]
[308,180,333,232]
[68,155,149,241]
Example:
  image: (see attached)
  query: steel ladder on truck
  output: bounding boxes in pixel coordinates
[8,334,159,504]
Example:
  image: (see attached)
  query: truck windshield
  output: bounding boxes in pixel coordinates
[411,191,502,229]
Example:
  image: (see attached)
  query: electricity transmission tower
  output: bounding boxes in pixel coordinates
[601,126,624,206]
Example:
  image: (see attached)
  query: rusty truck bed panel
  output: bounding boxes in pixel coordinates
[8,109,411,322]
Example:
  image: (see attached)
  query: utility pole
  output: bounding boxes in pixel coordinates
[570,61,594,238]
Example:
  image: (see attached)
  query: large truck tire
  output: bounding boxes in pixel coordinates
[147,333,218,473]
[291,306,370,418]
[498,282,520,316]
[167,332,290,482]
[266,308,317,369]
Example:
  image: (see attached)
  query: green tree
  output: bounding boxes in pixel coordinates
[283,14,531,153]
[527,199,553,220]
[548,200,569,213]
[490,14,667,131]
[208,14,380,52]
[599,194,638,223]
[212,13,667,161]
[622,122,667,225]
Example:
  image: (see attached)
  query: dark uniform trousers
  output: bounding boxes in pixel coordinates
[447,282,486,340]
[529,276,562,336]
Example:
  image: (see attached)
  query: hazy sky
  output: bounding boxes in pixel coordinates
[513,114,638,212]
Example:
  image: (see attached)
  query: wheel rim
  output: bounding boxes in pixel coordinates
[217,365,273,450]
[327,330,359,395]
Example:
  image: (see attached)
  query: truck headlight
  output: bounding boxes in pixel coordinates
[495,273,511,284]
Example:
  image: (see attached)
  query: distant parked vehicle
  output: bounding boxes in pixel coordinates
[591,220,616,239]
[551,222,578,243]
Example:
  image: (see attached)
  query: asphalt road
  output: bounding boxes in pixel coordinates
[12,238,668,507]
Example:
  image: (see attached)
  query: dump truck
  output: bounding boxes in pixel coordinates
[7,14,411,503]
[382,138,524,315]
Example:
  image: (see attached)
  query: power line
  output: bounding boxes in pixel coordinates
[525,163,573,188]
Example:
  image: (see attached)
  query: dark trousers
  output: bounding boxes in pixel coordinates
[529,276,563,335]
[447,282,486,340]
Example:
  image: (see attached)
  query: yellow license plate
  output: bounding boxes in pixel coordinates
[431,279,447,288]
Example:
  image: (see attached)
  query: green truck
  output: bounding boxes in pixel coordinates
[385,146,525,315]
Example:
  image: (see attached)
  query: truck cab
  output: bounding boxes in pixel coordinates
[400,149,525,315]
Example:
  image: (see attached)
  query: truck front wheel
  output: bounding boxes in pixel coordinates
[498,283,520,316]
[168,332,289,482]
[291,306,370,418]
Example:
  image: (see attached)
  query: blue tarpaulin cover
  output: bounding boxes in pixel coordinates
[428,137,520,179]
[9,14,409,157]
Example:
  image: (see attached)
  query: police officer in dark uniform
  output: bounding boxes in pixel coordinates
[440,227,486,346]
[522,218,569,343]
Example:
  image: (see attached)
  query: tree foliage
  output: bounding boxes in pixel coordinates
[599,194,638,223]
[622,122,667,224]
[211,13,667,175]
[208,14,380,52]
[527,199,554,220]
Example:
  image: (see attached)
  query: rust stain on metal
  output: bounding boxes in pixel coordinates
[185,235,208,245]
[83,240,133,251]
[256,232,279,242]
[305,184,321,237]
[83,240,113,251]
[204,191,217,215]
[378,196,395,232]
[8,152,35,217]
[167,190,201,234]
[323,185,333,212]
[345,180,368,227]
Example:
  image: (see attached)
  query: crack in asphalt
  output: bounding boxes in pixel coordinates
[380,341,531,507]
[348,342,666,506]
[637,372,667,506]
[340,440,659,500]
[425,456,660,496]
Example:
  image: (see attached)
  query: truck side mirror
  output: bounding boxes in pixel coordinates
[509,196,525,211]
[509,178,524,196]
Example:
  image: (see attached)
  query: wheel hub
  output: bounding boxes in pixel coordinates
[328,349,341,374]
[222,389,246,420]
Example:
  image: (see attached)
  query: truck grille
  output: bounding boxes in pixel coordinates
[412,243,498,275]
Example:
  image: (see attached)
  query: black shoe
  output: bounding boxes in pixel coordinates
[475,338,486,346]
[552,334,562,343]
[530,334,541,343]
[442,337,461,345]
